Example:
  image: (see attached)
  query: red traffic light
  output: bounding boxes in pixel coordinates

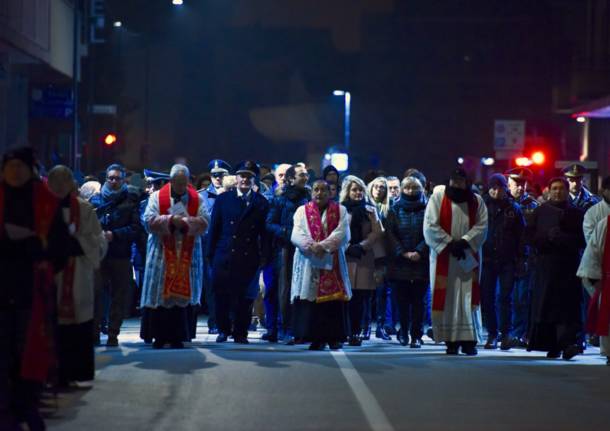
[531,151,545,165]
[104,133,117,146]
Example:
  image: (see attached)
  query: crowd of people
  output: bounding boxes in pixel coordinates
[2,144,610,430]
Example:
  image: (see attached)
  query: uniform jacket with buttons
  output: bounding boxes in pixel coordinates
[206,189,270,294]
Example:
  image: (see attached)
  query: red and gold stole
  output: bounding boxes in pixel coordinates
[158,183,199,301]
[58,192,80,321]
[591,215,610,336]
[0,180,59,382]
[432,192,480,314]
[304,201,348,303]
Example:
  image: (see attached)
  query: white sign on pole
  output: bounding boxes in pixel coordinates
[494,120,525,160]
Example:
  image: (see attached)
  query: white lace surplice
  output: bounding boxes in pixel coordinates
[290,204,352,303]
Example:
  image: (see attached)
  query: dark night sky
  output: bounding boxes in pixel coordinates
[94,0,583,181]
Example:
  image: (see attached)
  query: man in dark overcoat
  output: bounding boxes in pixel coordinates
[207,161,270,344]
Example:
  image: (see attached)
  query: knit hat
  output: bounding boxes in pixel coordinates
[488,173,508,190]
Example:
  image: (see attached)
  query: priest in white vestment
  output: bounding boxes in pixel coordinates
[424,168,487,355]
[577,214,610,366]
[583,177,610,243]
[291,179,352,350]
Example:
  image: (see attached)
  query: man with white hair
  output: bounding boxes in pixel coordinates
[140,164,209,348]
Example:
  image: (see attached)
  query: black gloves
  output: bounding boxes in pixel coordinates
[448,239,469,260]
[346,244,365,259]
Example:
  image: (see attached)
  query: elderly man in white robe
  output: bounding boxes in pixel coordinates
[424,168,488,355]
[577,214,610,366]
[141,164,209,349]
[583,177,610,243]
[48,165,107,386]
[291,179,352,350]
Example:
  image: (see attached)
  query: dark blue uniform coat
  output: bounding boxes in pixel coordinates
[206,189,270,297]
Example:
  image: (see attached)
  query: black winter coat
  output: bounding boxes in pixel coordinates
[482,194,525,264]
[385,195,429,282]
[90,188,142,259]
[266,186,310,249]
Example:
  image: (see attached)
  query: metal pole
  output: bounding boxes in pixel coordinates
[72,0,80,172]
[344,92,351,152]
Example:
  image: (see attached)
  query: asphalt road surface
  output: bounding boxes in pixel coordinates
[46,318,610,431]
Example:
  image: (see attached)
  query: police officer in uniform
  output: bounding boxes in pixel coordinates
[506,167,539,346]
[562,163,600,350]
[563,163,600,211]
[198,159,231,334]
[481,173,526,350]
[207,161,270,343]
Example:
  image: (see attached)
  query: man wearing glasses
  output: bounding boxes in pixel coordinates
[91,164,142,346]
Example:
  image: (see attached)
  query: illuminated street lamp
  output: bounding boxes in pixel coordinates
[172,0,184,5]
[333,90,351,153]
[113,21,122,27]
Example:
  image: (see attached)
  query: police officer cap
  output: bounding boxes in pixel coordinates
[562,163,586,178]
[505,167,533,182]
[143,169,170,184]
[208,159,231,175]
[235,160,260,177]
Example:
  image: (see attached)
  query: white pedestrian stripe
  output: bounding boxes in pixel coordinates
[331,350,395,431]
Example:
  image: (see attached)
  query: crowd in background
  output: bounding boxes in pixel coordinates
[2,144,610,430]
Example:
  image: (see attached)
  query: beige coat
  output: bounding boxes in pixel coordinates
[347,205,383,290]
[55,198,108,325]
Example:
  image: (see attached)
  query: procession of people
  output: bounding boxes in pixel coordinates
[2,144,610,429]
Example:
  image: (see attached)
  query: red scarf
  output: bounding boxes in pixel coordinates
[432,192,480,313]
[304,201,348,302]
[158,183,199,301]
[58,193,80,321]
[0,180,59,383]
[587,215,610,336]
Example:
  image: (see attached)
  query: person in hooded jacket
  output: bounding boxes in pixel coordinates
[386,176,429,348]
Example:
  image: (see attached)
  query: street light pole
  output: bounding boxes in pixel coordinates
[333,90,351,152]
[344,91,351,153]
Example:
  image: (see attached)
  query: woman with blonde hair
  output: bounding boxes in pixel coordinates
[340,175,383,346]
[367,176,395,340]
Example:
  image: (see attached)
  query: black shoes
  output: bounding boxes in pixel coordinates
[309,342,326,351]
[234,336,249,344]
[361,326,372,340]
[461,343,478,356]
[348,335,362,346]
[153,340,164,349]
[208,327,219,335]
[410,339,422,349]
[397,330,409,346]
[546,350,561,359]
[500,335,514,351]
[170,341,184,349]
[446,344,459,355]
[262,331,278,343]
[484,337,497,350]
[562,345,580,361]
[106,335,119,347]
[216,332,228,343]
[328,341,343,350]
[375,326,392,341]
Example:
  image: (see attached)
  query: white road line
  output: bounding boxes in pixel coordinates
[331,350,395,431]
